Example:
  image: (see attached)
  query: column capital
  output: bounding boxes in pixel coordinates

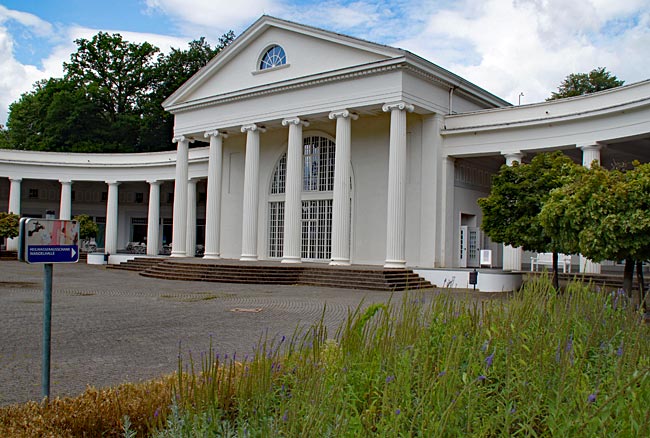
[577,143,602,152]
[187,177,200,184]
[204,129,228,139]
[105,180,121,186]
[282,117,310,127]
[241,123,266,133]
[172,135,195,144]
[501,151,524,166]
[146,179,163,186]
[382,101,414,113]
[328,109,358,120]
[59,179,73,185]
[9,177,22,182]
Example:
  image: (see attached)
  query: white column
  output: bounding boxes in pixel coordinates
[203,130,226,259]
[281,117,309,263]
[59,180,73,220]
[502,151,524,271]
[383,101,414,268]
[146,180,162,256]
[240,124,265,261]
[171,136,191,257]
[186,178,198,257]
[579,144,602,274]
[6,177,22,251]
[105,181,119,255]
[329,110,357,265]
[438,156,455,267]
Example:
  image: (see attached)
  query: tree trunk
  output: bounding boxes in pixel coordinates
[636,260,647,313]
[623,258,635,297]
[552,251,560,291]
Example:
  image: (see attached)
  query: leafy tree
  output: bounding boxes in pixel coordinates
[73,214,99,240]
[0,125,9,148]
[140,33,235,152]
[3,31,235,153]
[548,67,624,100]
[541,163,650,306]
[478,152,581,289]
[0,212,19,252]
[64,32,159,120]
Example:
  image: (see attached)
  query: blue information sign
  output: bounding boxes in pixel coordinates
[27,245,79,263]
[21,219,80,264]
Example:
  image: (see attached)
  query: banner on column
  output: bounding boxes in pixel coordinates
[18,218,80,264]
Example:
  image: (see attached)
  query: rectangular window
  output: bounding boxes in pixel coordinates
[28,189,39,199]
[71,191,76,201]
[301,199,332,260]
[268,201,285,258]
[101,192,108,202]
[135,192,144,203]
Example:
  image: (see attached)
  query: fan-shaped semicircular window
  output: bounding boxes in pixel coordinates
[260,45,286,70]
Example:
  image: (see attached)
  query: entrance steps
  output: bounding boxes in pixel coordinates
[108,258,434,291]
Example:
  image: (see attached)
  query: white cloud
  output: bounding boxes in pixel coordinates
[144,0,277,36]
[0,11,195,126]
[393,0,650,104]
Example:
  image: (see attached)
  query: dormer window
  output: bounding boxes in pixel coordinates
[259,45,286,70]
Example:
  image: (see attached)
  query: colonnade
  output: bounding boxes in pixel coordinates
[169,101,414,267]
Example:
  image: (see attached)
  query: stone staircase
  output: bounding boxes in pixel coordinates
[106,257,166,272]
[128,259,433,291]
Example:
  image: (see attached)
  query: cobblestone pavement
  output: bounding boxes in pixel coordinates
[0,260,508,406]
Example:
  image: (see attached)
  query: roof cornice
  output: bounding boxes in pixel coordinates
[165,58,407,114]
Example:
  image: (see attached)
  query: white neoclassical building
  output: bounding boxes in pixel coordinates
[2,16,650,276]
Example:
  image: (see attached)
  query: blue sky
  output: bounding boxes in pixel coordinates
[1,0,649,125]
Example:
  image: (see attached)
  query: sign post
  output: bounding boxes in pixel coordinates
[19,218,79,400]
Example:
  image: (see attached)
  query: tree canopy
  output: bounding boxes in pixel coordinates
[0,212,19,241]
[478,151,581,288]
[541,162,650,298]
[548,67,624,100]
[3,31,235,153]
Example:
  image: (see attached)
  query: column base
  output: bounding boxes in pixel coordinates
[203,253,221,260]
[281,257,301,264]
[384,260,406,268]
[170,251,187,257]
[240,254,258,262]
[329,259,350,266]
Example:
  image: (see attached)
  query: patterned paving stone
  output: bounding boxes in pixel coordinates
[0,260,507,406]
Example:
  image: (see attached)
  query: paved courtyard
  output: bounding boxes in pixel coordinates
[0,260,505,406]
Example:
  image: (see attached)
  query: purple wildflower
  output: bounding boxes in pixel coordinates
[395,409,401,415]
[386,375,395,383]
[154,407,160,418]
[481,341,489,352]
[485,352,494,369]
[510,406,516,414]
[438,371,446,377]
[477,375,486,381]
[588,393,597,403]
[282,410,288,422]
[617,342,624,357]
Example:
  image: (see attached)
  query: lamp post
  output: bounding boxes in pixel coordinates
[518,92,524,105]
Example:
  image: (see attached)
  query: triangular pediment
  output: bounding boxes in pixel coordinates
[163,16,404,110]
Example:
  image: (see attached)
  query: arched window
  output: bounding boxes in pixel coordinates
[259,45,286,70]
[268,135,338,261]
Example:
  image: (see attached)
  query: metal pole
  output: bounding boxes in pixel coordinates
[42,263,53,400]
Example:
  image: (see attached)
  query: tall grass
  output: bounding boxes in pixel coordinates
[155,278,650,436]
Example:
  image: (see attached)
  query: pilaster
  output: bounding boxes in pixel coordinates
[579,143,602,273]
